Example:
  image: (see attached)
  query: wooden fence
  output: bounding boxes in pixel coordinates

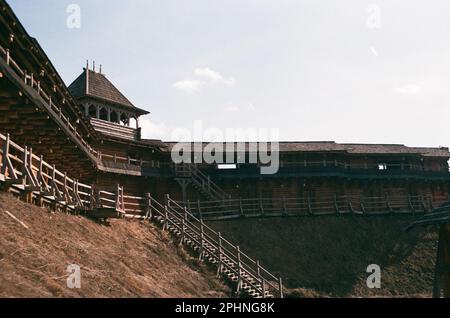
[148,194,283,298]
[174,163,231,201]
[178,194,433,221]
[0,131,283,298]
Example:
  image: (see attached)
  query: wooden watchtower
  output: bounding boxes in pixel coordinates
[68,62,149,141]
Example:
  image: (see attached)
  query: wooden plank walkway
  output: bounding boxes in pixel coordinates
[176,194,432,221]
[0,131,284,298]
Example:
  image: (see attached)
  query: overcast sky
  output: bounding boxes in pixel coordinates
[8,0,450,146]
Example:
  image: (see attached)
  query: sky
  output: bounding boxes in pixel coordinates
[7,0,450,146]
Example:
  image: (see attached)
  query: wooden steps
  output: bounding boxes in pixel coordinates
[152,202,280,299]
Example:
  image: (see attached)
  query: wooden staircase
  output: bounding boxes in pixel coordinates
[148,194,284,298]
[0,132,284,298]
[173,163,231,201]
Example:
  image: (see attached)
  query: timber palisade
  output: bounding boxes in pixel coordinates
[1,0,450,298]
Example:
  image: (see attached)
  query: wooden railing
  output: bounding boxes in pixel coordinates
[0,131,135,216]
[279,160,449,172]
[97,185,126,212]
[174,163,231,201]
[0,43,168,174]
[90,118,139,141]
[177,194,433,221]
[0,44,102,161]
[2,42,450,180]
[0,131,283,297]
[0,132,93,210]
[145,194,283,298]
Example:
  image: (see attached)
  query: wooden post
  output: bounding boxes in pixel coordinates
[37,155,44,207]
[63,174,69,213]
[116,184,120,211]
[207,176,211,193]
[257,260,265,299]
[348,198,354,214]
[282,197,288,217]
[307,193,313,215]
[385,193,393,214]
[145,193,152,219]
[63,172,68,203]
[166,194,171,207]
[180,208,188,245]
[163,206,169,231]
[51,164,56,195]
[21,146,30,203]
[1,133,9,175]
[279,277,284,298]
[259,196,264,216]
[236,246,242,295]
[22,146,28,185]
[239,198,244,218]
[334,194,340,215]
[121,186,125,211]
[90,185,95,209]
[199,221,205,261]
[409,195,415,215]
[217,232,223,277]
[73,179,77,201]
[420,194,427,213]
[197,200,203,220]
[360,202,366,215]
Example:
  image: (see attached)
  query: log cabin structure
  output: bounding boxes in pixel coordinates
[1,0,450,299]
[0,0,449,214]
[0,0,449,211]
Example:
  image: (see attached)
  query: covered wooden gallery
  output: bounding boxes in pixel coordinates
[408,204,450,298]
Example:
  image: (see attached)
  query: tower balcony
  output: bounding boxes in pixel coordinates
[90,117,140,141]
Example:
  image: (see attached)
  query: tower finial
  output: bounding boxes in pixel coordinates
[93,61,96,72]
[86,59,89,70]
[99,64,102,74]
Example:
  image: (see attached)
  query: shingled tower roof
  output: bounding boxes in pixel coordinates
[68,67,149,115]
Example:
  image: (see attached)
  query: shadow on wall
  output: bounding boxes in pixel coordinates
[208,216,438,297]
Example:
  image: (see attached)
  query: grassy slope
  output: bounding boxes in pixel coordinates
[208,215,438,297]
[0,193,230,298]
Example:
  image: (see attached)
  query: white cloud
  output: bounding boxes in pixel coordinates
[173,79,204,94]
[194,67,236,86]
[393,84,422,95]
[173,67,236,94]
[194,68,223,81]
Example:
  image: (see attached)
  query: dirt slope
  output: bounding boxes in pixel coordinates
[0,193,230,298]
[208,215,438,297]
